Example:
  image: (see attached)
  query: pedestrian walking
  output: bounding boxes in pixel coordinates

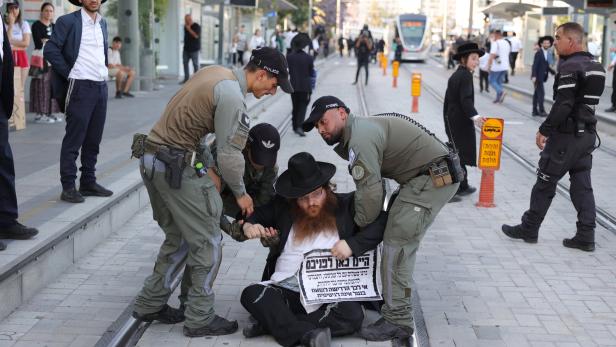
[338,35,344,57]
[130,47,292,337]
[352,32,372,85]
[0,0,39,252]
[287,37,315,136]
[508,32,522,76]
[502,22,605,252]
[45,0,113,203]
[303,96,460,343]
[487,30,510,103]
[29,2,61,124]
[181,14,201,84]
[605,48,616,113]
[5,0,30,131]
[249,28,265,52]
[531,36,553,117]
[444,42,487,198]
[478,51,490,93]
[235,25,247,66]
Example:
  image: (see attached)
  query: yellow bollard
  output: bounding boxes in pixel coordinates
[411,73,421,113]
[382,57,388,76]
[392,61,400,88]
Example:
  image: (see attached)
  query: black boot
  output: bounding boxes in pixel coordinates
[183,315,238,337]
[0,222,39,239]
[61,188,85,203]
[501,224,538,243]
[360,318,413,341]
[79,183,113,197]
[456,186,477,197]
[563,237,595,252]
[242,321,266,338]
[0,241,6,251]
[132,304,185,324]
[300,327,331,347]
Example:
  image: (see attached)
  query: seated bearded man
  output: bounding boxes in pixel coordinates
[231,152,387,347]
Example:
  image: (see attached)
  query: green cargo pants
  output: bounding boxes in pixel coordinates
[134,154,223,329]
[381,174,458,328]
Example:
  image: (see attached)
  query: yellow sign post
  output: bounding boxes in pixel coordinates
[392,61,400,88]
[477,118,504,208]
[382,56,388,76]
[411,73,421,112]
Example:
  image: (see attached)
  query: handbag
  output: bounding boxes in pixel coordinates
[29,49,45,78]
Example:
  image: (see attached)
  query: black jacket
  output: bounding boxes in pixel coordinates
[443,65,478,166]
[44,10,109,112]
[246,192,387,281]
[532,49,549,83]
[287,50,314,93]
[1,17,14,115]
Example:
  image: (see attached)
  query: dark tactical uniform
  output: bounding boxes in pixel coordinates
[516,52,603,244]
[333,113,459,329]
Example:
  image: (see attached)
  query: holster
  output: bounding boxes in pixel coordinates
[444,143,465,183]
[155,146,186,189]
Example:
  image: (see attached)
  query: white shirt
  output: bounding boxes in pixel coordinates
[249,35,264,50]
[479,52,490,71]
[108,48,121,65]
[9,21,30,42]
[508,36,522,53]
[0,18,4,60]
[542,48,549,62]
[69,9,108,81]
[284,31,297,50]
[489,38,510,72]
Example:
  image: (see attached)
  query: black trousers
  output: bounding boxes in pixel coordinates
[241,284,364,347]
[509,52,519,75]
[479,70,489,92]
[0,104,18,227]
[60,80,108,190]
[521,132,596,242]
[291,92,311,131]
[237,50,245,66]
[458,164,469,191]
[355,59,369,84]
[533,80,545,114]
[183,50,199,81]
[611,67,616,107]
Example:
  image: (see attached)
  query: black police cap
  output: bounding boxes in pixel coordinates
[302,96,350,132]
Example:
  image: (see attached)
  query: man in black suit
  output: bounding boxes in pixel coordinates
[286,36,315,137]
[233,152,387,347]
[0,11,38,251]
[531,36,553,117]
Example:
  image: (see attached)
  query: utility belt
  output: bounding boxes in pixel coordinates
[131,133,206,189]
[556,118,595,137]
[424,144,465,188]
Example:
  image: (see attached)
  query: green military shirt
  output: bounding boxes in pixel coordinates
[334,113,448,227]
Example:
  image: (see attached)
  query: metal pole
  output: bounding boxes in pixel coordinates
[218,0,225,65]
[118,0,140,91]
[308,0,313,36]
[442,0,448,40]
[545,0,553,35]
[140,0,155,91]
[468,0,473,39]
[336,0,341,39]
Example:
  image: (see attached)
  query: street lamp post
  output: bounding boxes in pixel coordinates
[308,0,313,36]
[468,0,474,39]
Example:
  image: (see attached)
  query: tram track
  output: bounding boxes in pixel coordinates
[418,77,616,234]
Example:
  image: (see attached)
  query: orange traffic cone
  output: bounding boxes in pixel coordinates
[476,169,496,208]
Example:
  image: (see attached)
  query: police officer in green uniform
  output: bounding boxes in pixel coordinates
[131,47,293,337]
[178,123,280,304]
[303,96,459,342]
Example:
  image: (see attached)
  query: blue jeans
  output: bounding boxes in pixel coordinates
[489,70,506,95]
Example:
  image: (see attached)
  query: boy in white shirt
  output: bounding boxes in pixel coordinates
[108,36,136,99]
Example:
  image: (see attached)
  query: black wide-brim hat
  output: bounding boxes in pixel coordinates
[538,36,554,45]
[275,152,336,199]
[68,0,108,6]
[453,42,485,61]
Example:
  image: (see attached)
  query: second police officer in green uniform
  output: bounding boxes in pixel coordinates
[131,47,293,337]
[303,96,459,342]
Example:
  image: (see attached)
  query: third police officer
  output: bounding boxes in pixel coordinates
[303,96,459,342]
[502,22,604,252]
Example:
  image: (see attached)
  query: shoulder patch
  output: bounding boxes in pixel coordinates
[351,163,365,181]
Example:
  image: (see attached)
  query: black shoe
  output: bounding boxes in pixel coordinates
[294,128,306,137]
[0,241,5,251]
[540,111,548,117]
[180,80,187,85]
[456,186,477,197]
[0,222,39,240]
[183,315,238,337]
[352,81,358,85]
[605,106,616,112]
[360,318,413,341]
[501,224,538,243]
[79,183,113,197]
[532,111,540,117]
[242,321,266,338]
[123,92,135,98]
[132,304,185,324]
[448,195,462,203]
[563,238,595,252]
[300,327,331,347]
[115,92,123,99]
[61,188,85,203]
